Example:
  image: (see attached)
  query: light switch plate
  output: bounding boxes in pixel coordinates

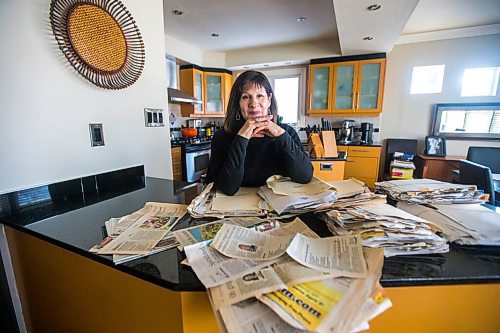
[144,108,165,127]
[89,123,104,147]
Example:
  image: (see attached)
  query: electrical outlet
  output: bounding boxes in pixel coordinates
[144,108,165,127]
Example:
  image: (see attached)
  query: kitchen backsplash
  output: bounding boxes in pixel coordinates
[168,102,380,142]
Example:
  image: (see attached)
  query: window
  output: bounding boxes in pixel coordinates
[431,103,500,140]
[410,65,445,94]
[272,76,300,124]
[461,67,499,97]
[240,66,306,126]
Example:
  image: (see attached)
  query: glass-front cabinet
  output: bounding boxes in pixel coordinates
[308,56,386,116]
[193,70,204,114]
[204,72,224,115]
[179,66,232,117]
[333,58,385,114]
[357,59,384,113]
[333,61,356,112]
[309,64,333,114]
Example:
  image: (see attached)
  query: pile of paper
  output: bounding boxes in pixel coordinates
[258,176,337,215]
[320,203,449,257]
[188,176,339,218]
[375,178,485,204]
[187,183,267,218]
[89,202,186,264]
[181,219,391,332]
[397,202,500,246]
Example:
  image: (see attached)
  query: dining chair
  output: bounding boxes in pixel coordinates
[459,160,496,205]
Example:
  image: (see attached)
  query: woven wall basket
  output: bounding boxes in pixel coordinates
[50,0,145,89]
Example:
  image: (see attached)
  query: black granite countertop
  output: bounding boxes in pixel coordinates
[1,170,499,292]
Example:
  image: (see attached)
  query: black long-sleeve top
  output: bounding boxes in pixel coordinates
[206,124,313,195]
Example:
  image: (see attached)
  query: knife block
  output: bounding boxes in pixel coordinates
[308,133,325,158]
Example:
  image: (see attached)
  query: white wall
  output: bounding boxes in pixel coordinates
[381,34,500,155]
[0,0,172,194]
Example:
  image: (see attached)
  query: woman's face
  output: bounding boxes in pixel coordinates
[239,83,272,120]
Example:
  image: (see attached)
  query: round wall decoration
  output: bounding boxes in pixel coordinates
[49,0,145,89]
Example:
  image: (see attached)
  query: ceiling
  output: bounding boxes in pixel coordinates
[163,0,500,66]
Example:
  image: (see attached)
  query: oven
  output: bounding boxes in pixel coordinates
[183,143,211,182]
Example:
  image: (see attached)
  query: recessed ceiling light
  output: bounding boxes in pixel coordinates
[367,4,382,11]
[296,17,306,22]
[172,9,183,15]
[211,33,219,37]
[363,36,374,41]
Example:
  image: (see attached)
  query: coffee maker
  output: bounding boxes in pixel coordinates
[338,120,355,144]
[360,122,374,144]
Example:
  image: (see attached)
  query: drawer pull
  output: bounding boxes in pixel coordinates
[320,163,333,171]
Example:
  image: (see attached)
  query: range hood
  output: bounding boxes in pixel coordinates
[166,56,201,105]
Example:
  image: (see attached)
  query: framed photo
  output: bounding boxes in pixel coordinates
[424,136,446,156]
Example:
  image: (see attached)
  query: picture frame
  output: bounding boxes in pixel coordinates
[424,136,446,156]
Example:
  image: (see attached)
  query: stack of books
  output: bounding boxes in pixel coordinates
[390,152,415,179]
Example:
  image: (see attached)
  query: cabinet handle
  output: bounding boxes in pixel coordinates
[351,93,355,109]
[352,149,369,152]
[320,163,333,171]
[355,92,360,109]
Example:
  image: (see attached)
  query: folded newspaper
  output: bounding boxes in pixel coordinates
[320,203,449,257]
[183,218,391,332]
[210,248,389,333]
[374,178,485,204]
[89,202,187,262]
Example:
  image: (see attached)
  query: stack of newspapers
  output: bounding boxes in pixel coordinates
[320,203,449,257]
[188,176,338,218]
[180,218,392,332]
[374,179,485,204]
[89,202,186,264]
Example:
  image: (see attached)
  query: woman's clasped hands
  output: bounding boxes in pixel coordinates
[238,115,285,139]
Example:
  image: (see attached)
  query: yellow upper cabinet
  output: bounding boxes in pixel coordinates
[204,72,225,116]
[309,64,334,114]
[308,54,386,116]
[179,66,233,117]
[179,67,204,116]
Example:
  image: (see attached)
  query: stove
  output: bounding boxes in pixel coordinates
[171,137,213,182]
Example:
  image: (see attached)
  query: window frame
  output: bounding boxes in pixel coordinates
[431,102,500,141]
[235,66,307,126]
[268,74,301,125]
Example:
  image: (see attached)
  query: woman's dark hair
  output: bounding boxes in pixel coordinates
[223,70,278,133]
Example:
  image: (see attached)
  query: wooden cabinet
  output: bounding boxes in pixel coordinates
[308,55,386,116]
[333,58,385,114]
[339,145,381,188]
[414,154,464,183]
[179,66,233,117]
[171,146,182,181]
[179,67,204,116]
[311,160,345,182]
[308,64,334,114]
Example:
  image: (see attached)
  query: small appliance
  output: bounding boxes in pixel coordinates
[338,120,355,144]
[186,119,203,128]
[360,122,374,144]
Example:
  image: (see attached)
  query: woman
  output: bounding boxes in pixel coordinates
[206,70,313,195]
